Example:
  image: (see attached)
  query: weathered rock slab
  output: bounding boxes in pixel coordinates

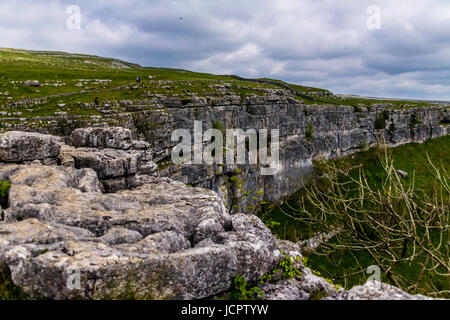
[259,279,309,300]
[327,281,432,300]
[0,163,281,300]
[0,131,61,162]
[68,127,133,150]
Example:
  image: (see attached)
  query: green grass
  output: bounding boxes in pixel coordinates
[260,135,450,297]
[218,275,264,300]
[263,135,450,239]
[0,48,443,128]
[0,265,28,300]
[0,48,283,117]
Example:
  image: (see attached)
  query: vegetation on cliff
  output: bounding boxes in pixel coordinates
[261,135,450,298]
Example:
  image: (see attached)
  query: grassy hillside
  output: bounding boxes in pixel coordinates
[0,48,285,122]
[0,48,446,123]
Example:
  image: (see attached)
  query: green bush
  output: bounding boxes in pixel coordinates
[227,275,264,300]
[275,144,450,297]
[305,123,314,141]
[239,92,247,105]
[0,265,27,300]
[193,107,200,120]
[261,252,302,283]
[389,122,397,132]
[304,108,311,117]
[374,112,387,130]
[212,120,225,136]
[409,114,420,129]
[353,105,362,113]
[360,139,369,150]
[0,180,11,209]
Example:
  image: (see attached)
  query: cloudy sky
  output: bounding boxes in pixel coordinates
[1,0,450,100]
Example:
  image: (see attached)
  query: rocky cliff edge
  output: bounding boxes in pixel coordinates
[0,127,433,300]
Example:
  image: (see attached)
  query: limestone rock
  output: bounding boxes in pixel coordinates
[138,231,191,254]
[62,146,141,179]
[59,141,156,192]
[298,230,339,252]
[134,101,449,213]
[259,279,309,300]
[0,128,442,300]
[68,127,133,150]
[216,214,281,283]
[97,228,143,245]
[0,131,61,162]
[0,163,280,300]
[297,268,340,295]
[23,80,41,87]
[328,281,432,300]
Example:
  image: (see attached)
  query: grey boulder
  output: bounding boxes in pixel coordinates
[23,80,41,87]
[0,131,61,162]
[0,164,281,300]
[68,127,134,150]
[327,281,432,300]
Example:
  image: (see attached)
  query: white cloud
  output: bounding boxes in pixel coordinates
[0,0,450,100]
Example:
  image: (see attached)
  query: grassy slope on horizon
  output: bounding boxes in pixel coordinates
[259,135,450,297]
[0,48,445,119]
[0,48,283,118]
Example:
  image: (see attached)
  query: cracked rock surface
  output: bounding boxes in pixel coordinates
[0,162,281,299]
[0,131,61,162]
[0,128,438,300]
[0,129,282,299]
[326,281,432,300]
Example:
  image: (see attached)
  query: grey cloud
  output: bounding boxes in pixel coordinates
[1,0,450,100]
